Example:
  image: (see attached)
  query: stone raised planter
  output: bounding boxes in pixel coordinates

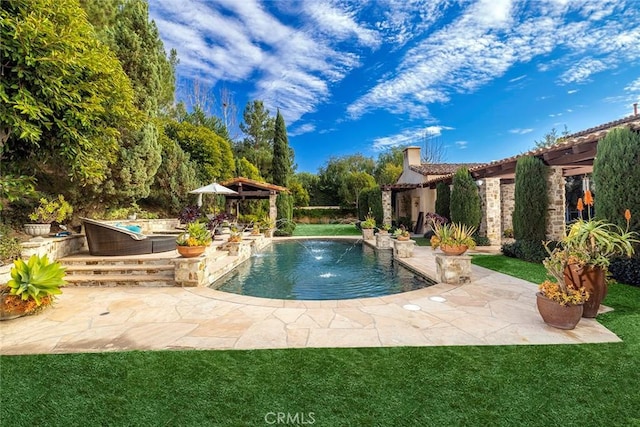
[376,233,391,250]
[435,254,472,284]
[393,239,415,258]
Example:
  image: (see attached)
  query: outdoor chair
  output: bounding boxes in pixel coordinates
[82,218,176,256]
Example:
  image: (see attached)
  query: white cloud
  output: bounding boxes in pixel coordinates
[560,57,609,84]
[150,0,375,125]
[567,89,579,94]
[509,128,534,135]
[301,1,381,49]
[347,0,640,119]
[455,141,468,149]
[625,77,640,92]
[289,123,316,137]
[372,125,452,150]
[150,0,640,128]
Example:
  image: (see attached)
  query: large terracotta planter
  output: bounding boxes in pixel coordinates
[177,245,207,258]
[564,264,607,318]
[440,244,469,256]
[0,293,52,321]
[536,293,584,330]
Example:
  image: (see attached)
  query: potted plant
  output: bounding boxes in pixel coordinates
[176,222,212,258]
[393,228,411,241]
[537,245,590,329]
[260,216,276,238]
[377,223,391,234]
[25,195,73,236]
[227,225,244,243]
[1,254,66,320]
[430,222,477,255]
[557,191,638,317]
[360,214,376,240]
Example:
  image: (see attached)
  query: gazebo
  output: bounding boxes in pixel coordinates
[221,177,288,223]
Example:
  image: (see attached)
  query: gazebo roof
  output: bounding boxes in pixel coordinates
[221,177,288,199]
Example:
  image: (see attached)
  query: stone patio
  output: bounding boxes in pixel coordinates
[0,241,620,355]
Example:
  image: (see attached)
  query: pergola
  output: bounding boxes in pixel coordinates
[220,177,288,222]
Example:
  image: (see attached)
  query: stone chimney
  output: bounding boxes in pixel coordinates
[403,146,421,170]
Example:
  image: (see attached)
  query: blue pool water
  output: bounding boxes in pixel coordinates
[213,239,434,300]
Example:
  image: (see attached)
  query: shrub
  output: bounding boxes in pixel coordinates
[178,205,202,224]
[0,225,22,265]
[29,195,73,224]
[276,193,296,236]
[512,156,548,241]
[358,187,382,223]
[396,216,413,231]
[609,255,640,287]
[473,234,491,246]
[450,168,481,229]
[593,128,640,232]
[501,239,557,263]
[435,182,450,220]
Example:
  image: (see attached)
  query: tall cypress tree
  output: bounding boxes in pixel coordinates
[272,109,292,187]
[435,182,451,220]
[271,109,295,235]
[593,127,640,231]
[450,168,482,228]
[512,156,548,241]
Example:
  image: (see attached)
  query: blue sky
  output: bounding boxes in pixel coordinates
[149,0,640,173]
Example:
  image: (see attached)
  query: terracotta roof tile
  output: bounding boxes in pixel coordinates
[409,163,485,176]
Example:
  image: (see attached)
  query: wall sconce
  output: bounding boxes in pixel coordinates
[475,179,484,186]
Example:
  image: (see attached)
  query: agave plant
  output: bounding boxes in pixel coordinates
[430,222,477,250]
[7,254,66,306]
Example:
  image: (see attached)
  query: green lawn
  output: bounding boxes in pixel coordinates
[293,223,362,236]
[2,257,639,425]
[472,254,549,283]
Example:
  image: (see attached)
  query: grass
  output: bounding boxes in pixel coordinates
[472,254,549,283]
[2,257,640,425]
[292,223,362,236]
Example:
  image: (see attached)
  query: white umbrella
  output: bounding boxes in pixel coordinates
[189,182,238,209]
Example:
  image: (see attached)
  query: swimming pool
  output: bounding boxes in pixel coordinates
[212,239,435,300]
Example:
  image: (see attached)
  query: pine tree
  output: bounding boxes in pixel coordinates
[512,156,548,241]
[82,0,177,204]
[435,182,451,220]
[593,127,640,231]
[237,101,275,180]
[450,168,482,228]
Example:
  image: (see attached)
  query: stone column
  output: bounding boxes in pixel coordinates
[546,167,566,241]
[484,178,502,245]
[382,190,392,226]
[478,181,487,236]
[269,193,278,224]
[500,183,515,239]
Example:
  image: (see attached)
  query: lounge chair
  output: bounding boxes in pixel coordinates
[82,218,177,256]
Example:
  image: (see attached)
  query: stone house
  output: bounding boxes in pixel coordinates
[382,109,640,244]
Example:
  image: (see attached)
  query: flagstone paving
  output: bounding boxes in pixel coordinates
[0,242,620,355]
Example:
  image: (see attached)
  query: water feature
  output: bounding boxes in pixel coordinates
[212,239,435,300]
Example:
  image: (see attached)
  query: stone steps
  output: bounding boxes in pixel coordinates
[64,274,175,287]
[58,251,178,287]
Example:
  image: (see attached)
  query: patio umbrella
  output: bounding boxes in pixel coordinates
[189,182,238,210]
